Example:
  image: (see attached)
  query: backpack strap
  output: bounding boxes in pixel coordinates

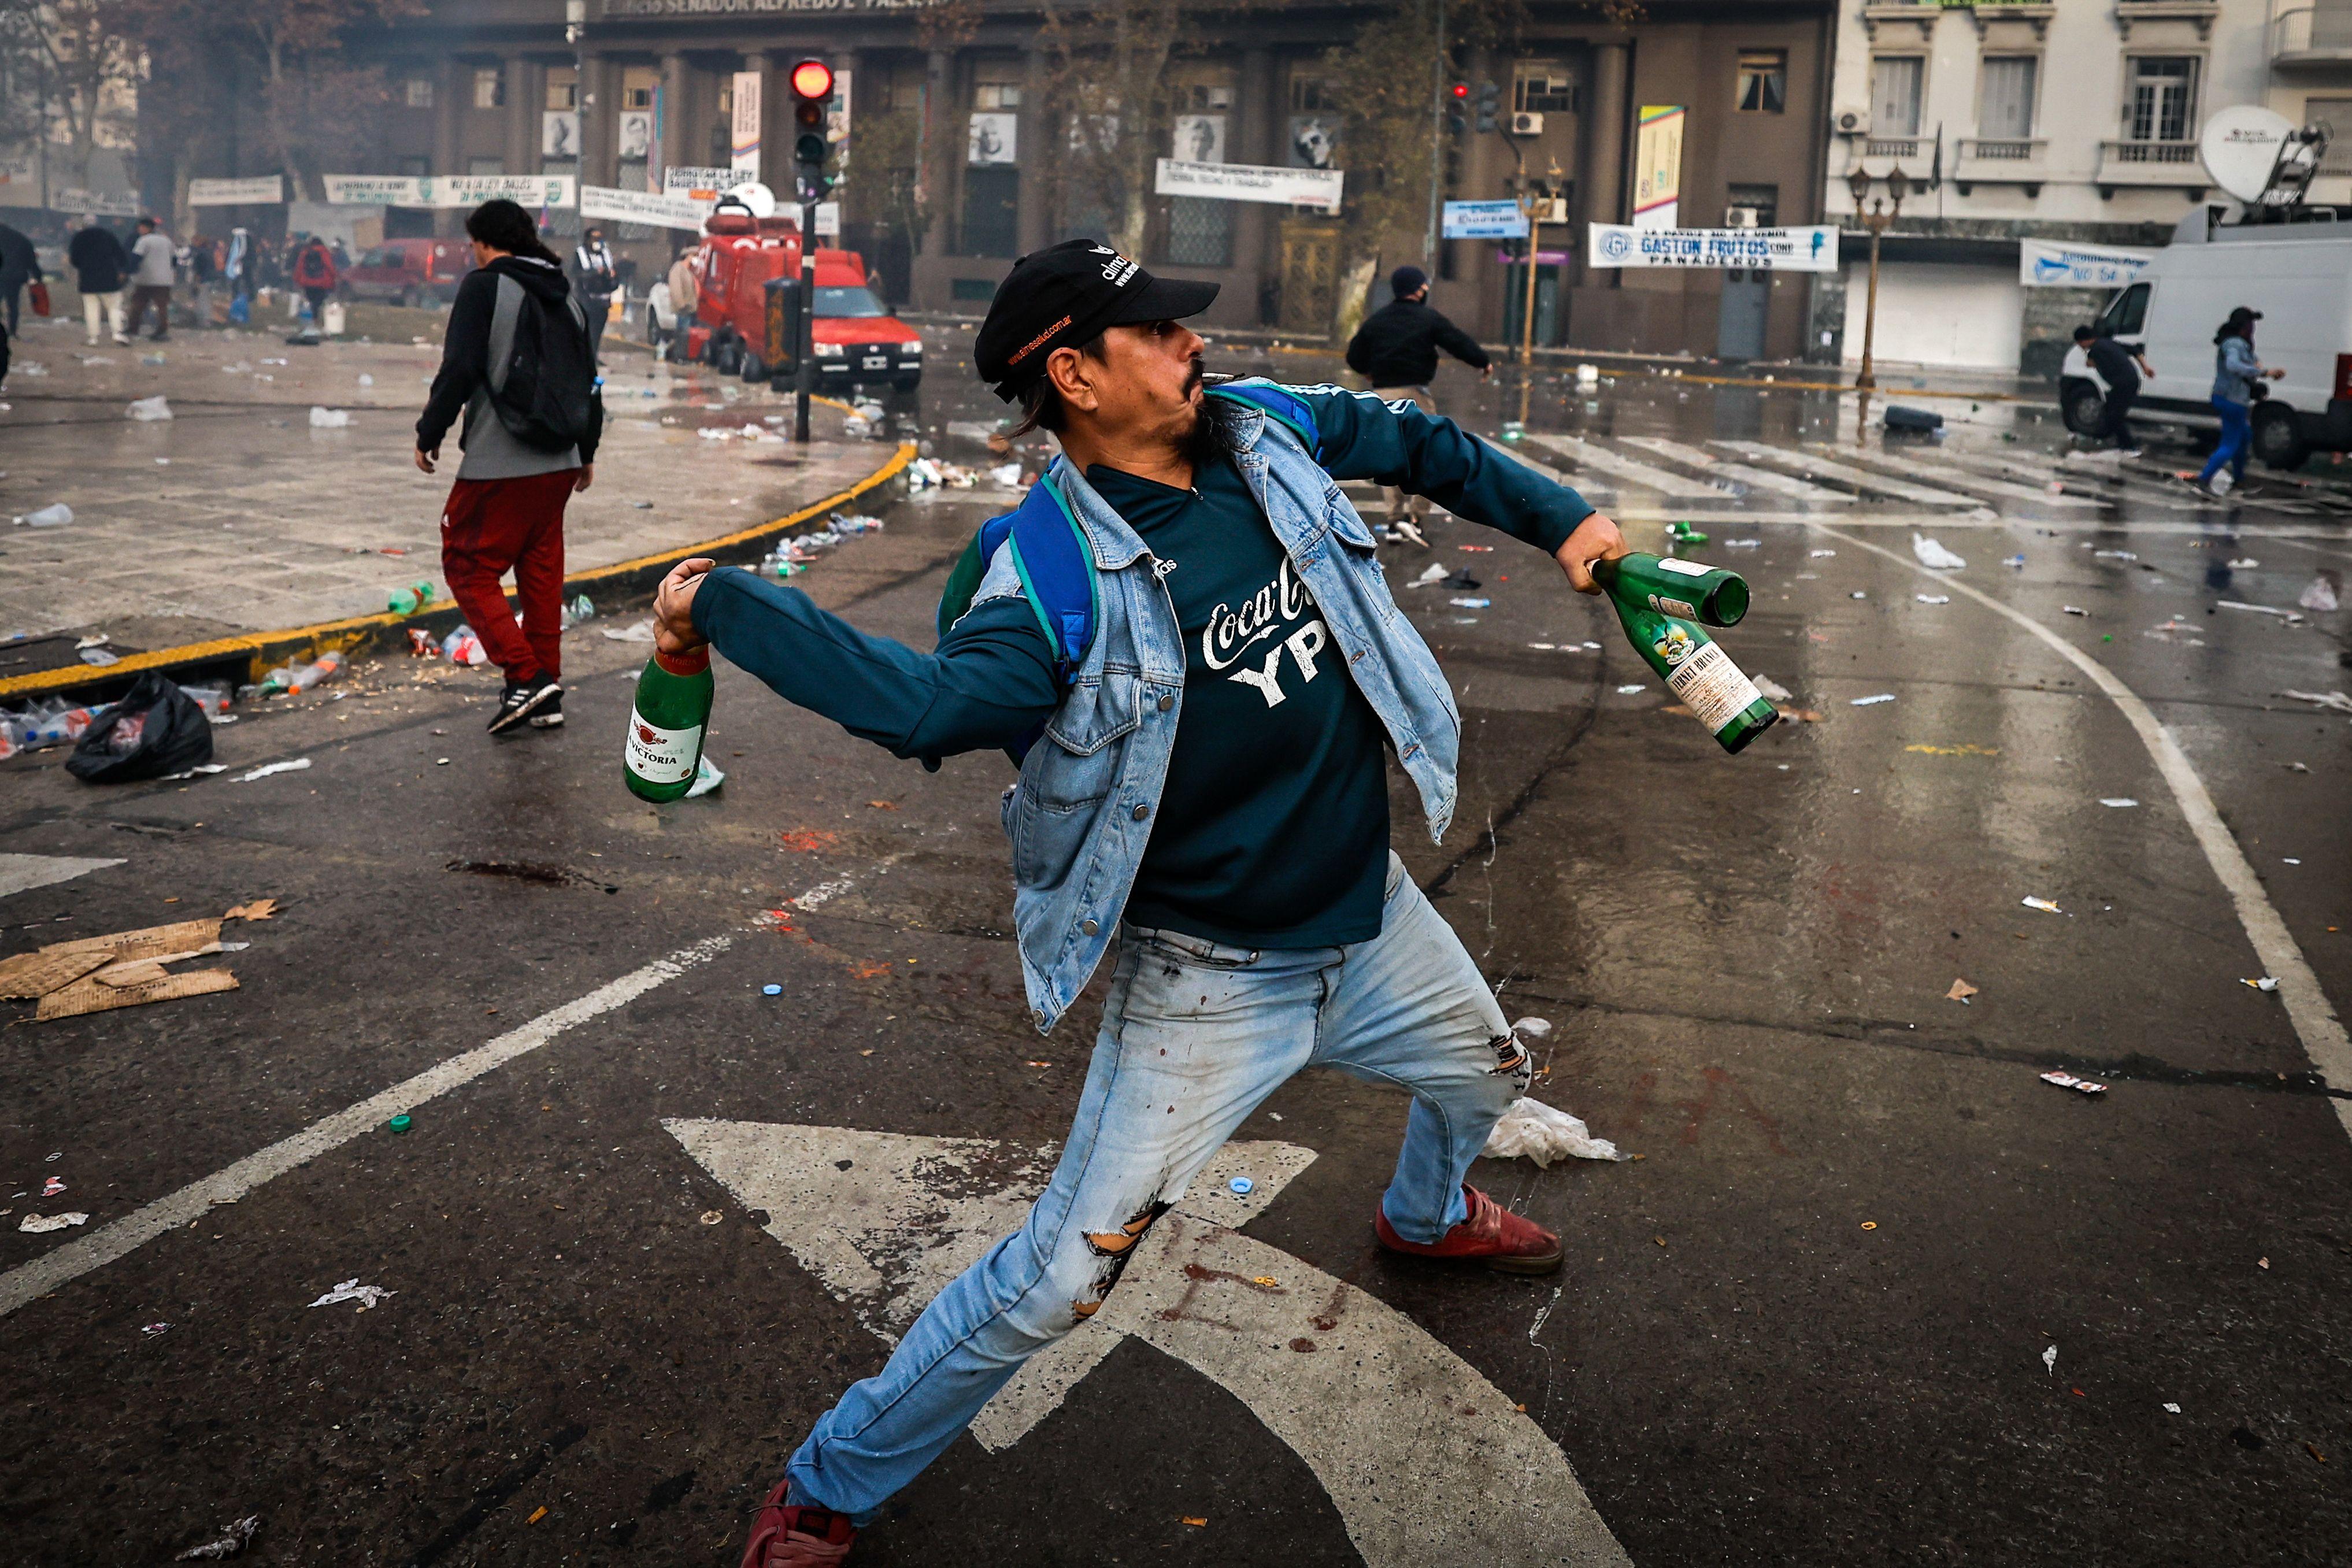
[1203,379,1322,460]
[935,468,1097,688]
[487,273,524,396]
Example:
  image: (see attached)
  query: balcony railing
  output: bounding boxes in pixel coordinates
[1865,136,1922,158]
[2097,139,2209,195]
[2103,138,2199,164]
[1958,136,2043,161]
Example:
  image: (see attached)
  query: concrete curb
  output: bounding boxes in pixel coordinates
[1,441,917,708]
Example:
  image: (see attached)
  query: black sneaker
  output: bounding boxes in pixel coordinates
[488,678,560,733]
[527,691,565,729]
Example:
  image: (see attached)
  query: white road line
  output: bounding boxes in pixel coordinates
[1618,435,1852,505]
[0,855,125,900]
[1820,445,2107,510]
[0,935,734,1319]
[1710,440,1981,508]
[1518,432,1729,501]
[1935,449,2214,513]
[1817,525,2352,1141]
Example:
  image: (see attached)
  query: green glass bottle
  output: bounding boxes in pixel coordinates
[624,645,714,802]
[1594,555,1777,754]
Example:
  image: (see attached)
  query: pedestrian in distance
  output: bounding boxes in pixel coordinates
[291,234,339,324]
[416,199,604,735]
[1344,264,1492,540]
[664,241,699,361]
[187,233,219,329]
[67,214,131,346]
[125,216,176,342]
[649,237,1626,1567]
[2073,323,2152,457]
[0,218,40,338]
[2195,306,2286,497]
[571,224,619,365]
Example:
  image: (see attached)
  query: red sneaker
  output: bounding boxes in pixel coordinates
[1375,1184,1562,1274]
[741,1480,856,1567]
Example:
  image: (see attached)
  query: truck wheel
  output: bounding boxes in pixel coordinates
[739,350,766,383]
[2251,403,2309,470]
[2059,379,2106,437]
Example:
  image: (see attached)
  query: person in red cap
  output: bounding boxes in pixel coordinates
[651,238,1624,1566]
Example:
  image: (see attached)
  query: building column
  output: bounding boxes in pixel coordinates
[834,47,862,230]
[1016,47,1049,252]
[1581,42,1631,267]
[920,49,953,258]
[435,58,467,234]
[1234,47,1275,314]
[575,51,607,189]
[659,52,690,183]
[506,57,537,174]
[743,51,779,194]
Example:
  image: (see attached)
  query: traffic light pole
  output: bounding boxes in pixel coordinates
[795,191,815,444]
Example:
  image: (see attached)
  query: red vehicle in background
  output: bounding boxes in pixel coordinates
[341,238,473,306]
[685,206,923,391]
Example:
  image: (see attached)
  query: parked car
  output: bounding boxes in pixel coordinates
[340,238,473,306]
[2060,207,2352,469]
[687,209,922,391]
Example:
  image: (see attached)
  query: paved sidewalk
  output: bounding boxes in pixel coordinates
[0,316,894,654]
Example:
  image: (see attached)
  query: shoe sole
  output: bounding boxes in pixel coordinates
[1376,1237,1564,1275]
[528,711,565,728]
[488,684,560,734]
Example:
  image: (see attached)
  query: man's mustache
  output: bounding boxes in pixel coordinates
[1183,357,1204,396]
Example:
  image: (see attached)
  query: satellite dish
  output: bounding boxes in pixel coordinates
[2201,106,2297,204]
[723,180,777,218]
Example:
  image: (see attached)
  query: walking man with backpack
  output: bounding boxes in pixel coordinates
[67,214,130,346]
[416,200,603,734]
[291,235,339,324]
[647,239,1624,1566]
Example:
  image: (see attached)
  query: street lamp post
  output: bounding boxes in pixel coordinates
[1844,162,1907,393]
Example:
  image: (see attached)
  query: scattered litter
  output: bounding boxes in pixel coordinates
[1483,1098,1625,1165]
[699,1210,724,1225]
[1753,675,1794,702]
[987,462,1024,487]
[2281,690,2352,715]
[308,1278,394,1310]
[2283,761,2310,772]
[2093,550,2138,561]
[1914,594,1950,605]
[1808,548,1836,558]
[684,757,725,798]
[14,503,72,528]
[2227,557,2259,570]
[2042,1345,2058,1374]
[357,373,375,387]
[1851,694,1895,706]
[78,646,119,666]
[2299,571,2340,612]
[42,1176,64,1196]
[1911,534,1966,570]
[1228,1177,1255,1196]
[1181,1517,1210,1529]
[1724,538,1760,549]
[527,1506,549,1525]
[1512,1016,1553,1039]
[2061,605,2087,617]
[308,407,350,428]
[223,898,278,922]
[143,1322,171,1336]
[238,758,311,783]
[2021,896,2064,914]
[2099,798,2138,809]
[1614,684,1645,695]
[2217,600,2300,620]
[18,1211,88,1232]
[1449,597,1491,609]
[1946,978,1977,1004]
[762,984,783,996]
[2040,1070,2107,1095]
[1850,591,1867,600]
[442,626,488,665]
[2164,1403,2181,1414]
[387,1114,412,1134]
[602,617,658,643]
[560,593,596,631]
[2243,976,2279,992]
[127,395,172,421]
[173,1516,261,1561]
[2003,553,2026,568]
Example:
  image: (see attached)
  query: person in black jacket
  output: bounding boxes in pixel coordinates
[0,221,39,338]
[416,200,603,736]
[1344,265,1491,531]
[66,215,131,345]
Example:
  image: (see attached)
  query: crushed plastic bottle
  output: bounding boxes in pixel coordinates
[388,581,435,616]
[14,503,72,528]
[178,683,231,718]
[127,395,172,421]
[442,625,489,666]
[309,406,351,429]
[560,593,595,629]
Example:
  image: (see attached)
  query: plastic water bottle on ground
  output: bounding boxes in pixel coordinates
[388,581,435,615]
[15,504,72,528]
[561,594,595,630]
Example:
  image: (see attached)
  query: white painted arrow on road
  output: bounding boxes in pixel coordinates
[666,1119,1632,1568]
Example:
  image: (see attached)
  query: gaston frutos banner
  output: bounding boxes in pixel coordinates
[1587,223,1839,273]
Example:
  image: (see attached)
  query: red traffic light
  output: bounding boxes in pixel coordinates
[1451,81,1469,98]
[789,59,834,101]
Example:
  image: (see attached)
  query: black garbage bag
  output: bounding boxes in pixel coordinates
[66,671,213,784]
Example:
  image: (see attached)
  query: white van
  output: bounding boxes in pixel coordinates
[2058,207,2352,469]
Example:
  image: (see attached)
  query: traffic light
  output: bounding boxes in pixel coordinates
[789,58,833,199]
[1474,80,1502,135]
[1446,80,1469,138]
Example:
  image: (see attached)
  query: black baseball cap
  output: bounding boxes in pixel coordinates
[975,239,1220,400]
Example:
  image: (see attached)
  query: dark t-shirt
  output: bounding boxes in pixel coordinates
[1088,457,1392,948]
[2086,335,2140,392]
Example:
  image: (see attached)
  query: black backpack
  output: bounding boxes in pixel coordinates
[489,273,600,453]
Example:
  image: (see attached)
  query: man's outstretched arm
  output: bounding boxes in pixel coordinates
[1291,385,1626,591]
[658,559,1062,759]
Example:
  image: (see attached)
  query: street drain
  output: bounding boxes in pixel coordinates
[444,858,618,894]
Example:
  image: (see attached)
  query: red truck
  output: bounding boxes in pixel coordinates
[687,209,923,391]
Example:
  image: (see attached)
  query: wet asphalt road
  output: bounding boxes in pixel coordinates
[3,343,2351,1566]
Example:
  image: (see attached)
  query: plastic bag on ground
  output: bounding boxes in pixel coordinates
[15,503,72,528]
[308,406,350,429]
[2301,571,2341,613]
[1911,534,1967,570]
[128,395,172,421]
[1482,1097,1626,1165]
[65,672,213,784]
[442,626,488,666]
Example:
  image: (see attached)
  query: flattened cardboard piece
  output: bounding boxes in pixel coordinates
[0,948,112,1000]
[37,968,239,1020]
[224,899,278,922]
[42,919,224,961]
[95,959,172,988]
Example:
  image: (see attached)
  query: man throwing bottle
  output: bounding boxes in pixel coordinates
[649,239,1624,1567]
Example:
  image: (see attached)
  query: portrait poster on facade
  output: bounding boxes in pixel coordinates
[1633,105,1684,230]
[617,111,653,161]
[1173,114,1227,164]
[542,110,580,161]
[828,70,852,145]
[1287,114,1339,169]
[732,70,763,178]
[968,112,1017,165]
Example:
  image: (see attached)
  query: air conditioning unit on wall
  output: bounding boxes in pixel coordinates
[1511,111,1545,136]
[1834,106,1871,136]
[1724,206,1761,228]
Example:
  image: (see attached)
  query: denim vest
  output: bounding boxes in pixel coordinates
[973,398,1462,1032]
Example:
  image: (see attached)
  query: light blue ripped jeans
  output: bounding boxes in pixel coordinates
[785,851,1529,1521]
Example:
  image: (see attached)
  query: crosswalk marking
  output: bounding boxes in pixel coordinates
[1517,433,1729,501]
[1814,444,2107,510]
[1617,436,1853,505]
[1934,449,2216,513]
[1710,440,1983,508]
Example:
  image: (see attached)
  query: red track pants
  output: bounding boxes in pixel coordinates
[439,468,577,685]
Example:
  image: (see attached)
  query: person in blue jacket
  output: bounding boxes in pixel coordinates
[2196,306,2286,496]
[650,239,1627,1567]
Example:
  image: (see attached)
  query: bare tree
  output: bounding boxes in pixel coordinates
[0,0,140,187]
[1318,0,1444,341]
[1035,0,1199,256]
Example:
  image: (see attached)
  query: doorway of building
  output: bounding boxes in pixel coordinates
[1501,261,1562,347]
[1277,220,1338,334]
[1717,272,1769,360]
[962,168,1019,258]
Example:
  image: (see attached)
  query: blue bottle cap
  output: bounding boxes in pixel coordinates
[1228,1176,1254,1195]
[762,984,783,996]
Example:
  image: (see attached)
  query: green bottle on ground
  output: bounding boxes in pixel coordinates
[624,645,714,802]
[1594,553,1777,754]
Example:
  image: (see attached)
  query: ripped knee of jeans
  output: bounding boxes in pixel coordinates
[1486,1031,1532,1093]
[1070,1199,1172,1322]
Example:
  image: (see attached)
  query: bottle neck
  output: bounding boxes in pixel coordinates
[653,644,710,677]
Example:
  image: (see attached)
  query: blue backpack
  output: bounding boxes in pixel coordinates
[933,380,1322,691]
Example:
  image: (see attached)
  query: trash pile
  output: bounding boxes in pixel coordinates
[0,900,272,1023]
[1,679,232,765]
[758,512,885,581]
[907,457,983,491]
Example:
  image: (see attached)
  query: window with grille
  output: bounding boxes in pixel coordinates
[1516,64,1576,114]
[1291,76,1338,112]
[1871,56,1923,136]
[1165,199,1231,266]
[405,77,434,110]
[2310,97,2352,170]
[1736,50,1786,114]
[976,83,1021,111]
[625,84,654,111]
[2126,57,2197,142]
[473,69,503,110]
[1978,57,2037,140]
